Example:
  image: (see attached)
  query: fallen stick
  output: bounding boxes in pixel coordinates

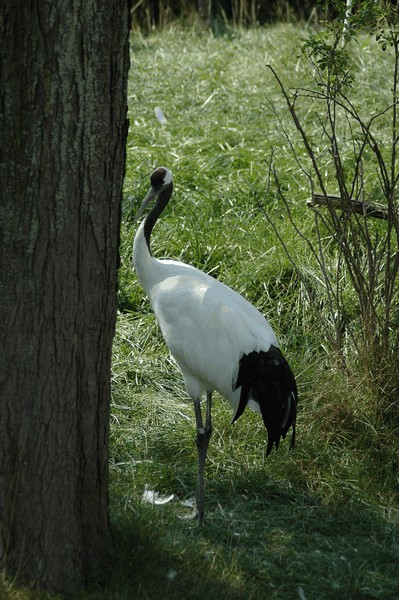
[307,193,389,221]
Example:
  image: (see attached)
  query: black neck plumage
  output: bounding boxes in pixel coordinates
[143,182,174,255]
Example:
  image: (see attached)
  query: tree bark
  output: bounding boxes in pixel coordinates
[198,0,210,20]
[0,0,130,592]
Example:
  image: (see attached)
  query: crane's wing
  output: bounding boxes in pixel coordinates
[149,263,278,397]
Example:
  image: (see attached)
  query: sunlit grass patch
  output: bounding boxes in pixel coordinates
[109,22,399,600]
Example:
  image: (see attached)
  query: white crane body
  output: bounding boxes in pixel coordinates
[134,218,278,416]
[132,167,298,525]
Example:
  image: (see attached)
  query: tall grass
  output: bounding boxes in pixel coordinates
[130,0,315,32]
[113,22,399,600]
[4,22,399,600]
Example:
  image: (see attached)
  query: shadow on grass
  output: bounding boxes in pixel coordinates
[94,466,399,600]
[83,512,247,600]
[203,469,399,600]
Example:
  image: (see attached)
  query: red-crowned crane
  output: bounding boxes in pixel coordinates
[133,167,297,526]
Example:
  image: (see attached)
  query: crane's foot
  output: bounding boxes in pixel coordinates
[197,508,205,527]
[179,504,205,525]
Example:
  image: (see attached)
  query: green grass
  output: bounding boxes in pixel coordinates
[4,23,399,600]
[114,23,399,600]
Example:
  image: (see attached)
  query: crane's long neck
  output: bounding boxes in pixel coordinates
[133,183,173,294]
[143,182,173,254]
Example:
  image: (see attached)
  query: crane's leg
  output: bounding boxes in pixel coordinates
[194,391,212,526]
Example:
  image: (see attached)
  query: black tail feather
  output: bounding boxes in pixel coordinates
[233,346,297,455]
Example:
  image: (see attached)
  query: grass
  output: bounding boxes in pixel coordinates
[3,22,399,600]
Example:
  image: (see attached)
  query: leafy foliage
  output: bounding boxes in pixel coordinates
[266,1,399,411]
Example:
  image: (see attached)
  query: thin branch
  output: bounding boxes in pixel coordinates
[307,194,389,220]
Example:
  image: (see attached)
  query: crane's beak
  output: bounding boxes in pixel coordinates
[133,187,157,225]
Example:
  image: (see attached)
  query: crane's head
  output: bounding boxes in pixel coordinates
[134,167,173,224]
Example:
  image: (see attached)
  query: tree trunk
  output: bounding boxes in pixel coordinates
[0,0,130,592]
[198,0,210,20]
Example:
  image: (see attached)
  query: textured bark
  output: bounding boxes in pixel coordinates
[0,0,130,592]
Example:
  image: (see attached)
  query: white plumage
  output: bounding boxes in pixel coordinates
[133,167,297,525]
